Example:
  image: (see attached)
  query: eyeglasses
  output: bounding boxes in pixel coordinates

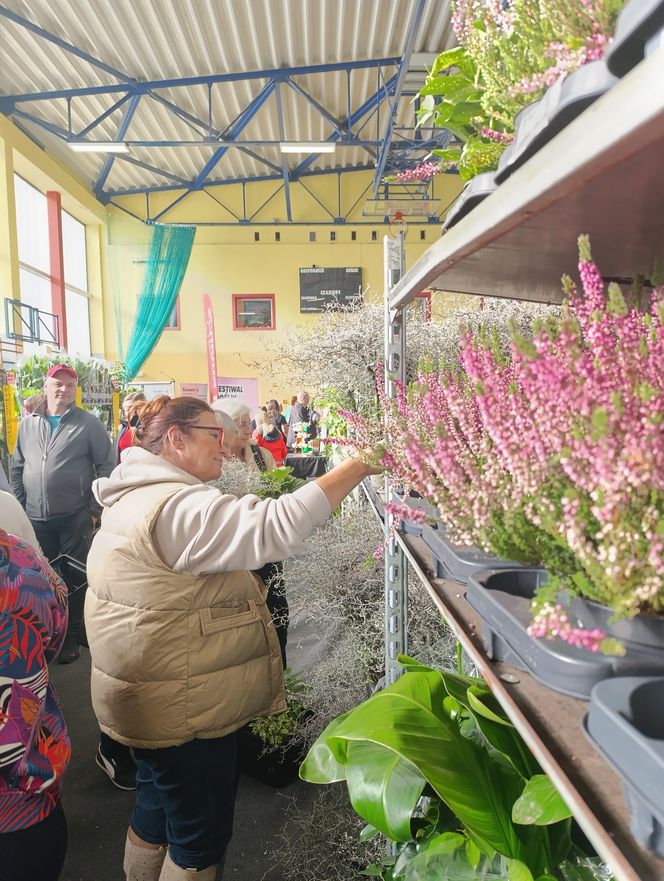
[189,426,225,446]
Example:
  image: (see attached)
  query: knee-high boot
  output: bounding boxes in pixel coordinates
[124,833,167,881]
[158,851,223,880]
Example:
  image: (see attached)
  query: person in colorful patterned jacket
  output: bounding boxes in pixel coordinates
[0,528,71,881]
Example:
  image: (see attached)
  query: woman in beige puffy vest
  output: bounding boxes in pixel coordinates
[84,395,375,881]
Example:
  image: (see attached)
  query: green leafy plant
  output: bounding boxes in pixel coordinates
[254,466,306,499]
[300,656,598,880]
[249,668,311,749]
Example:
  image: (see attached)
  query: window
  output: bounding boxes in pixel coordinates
[420,229,427,240]
[232,294,276,331]
[330,231,336,242]
[13,176,57,354]
[61,209,91,356]
[254,231,260,242]
[351,231,357,241]
[371,230,378,241]
[164,297,181,330]
[309,231,316,242]
[275,231,281,242]
[13,176,91,357]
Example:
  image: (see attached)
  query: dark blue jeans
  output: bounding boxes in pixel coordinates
[130,734,237,870]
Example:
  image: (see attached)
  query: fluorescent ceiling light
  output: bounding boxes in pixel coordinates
[69,141,129,153]
[279,142,336,154]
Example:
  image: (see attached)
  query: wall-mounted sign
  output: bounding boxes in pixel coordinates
[216,377,259,410]
[181,383,208,401]
[299,267,362,313]
[82,383,113,405]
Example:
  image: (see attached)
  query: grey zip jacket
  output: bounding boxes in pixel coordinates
[11,404,115,520]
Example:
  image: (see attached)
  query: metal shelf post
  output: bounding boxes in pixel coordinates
[383,231,407,685]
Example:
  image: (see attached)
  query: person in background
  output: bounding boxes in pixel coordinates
[22,393,46,416]
[84,396,376,880]
[10,364,115,665]
[266,399,288,440]
[216,400,275,472]
[254,410,288,467]
[282,395,297,422]
[116,392,147,464]
[249,405,267,433]
[0,528,71,881]
[286,390,318,447]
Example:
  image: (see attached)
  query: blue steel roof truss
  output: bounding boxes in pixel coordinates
[0,2,454,223]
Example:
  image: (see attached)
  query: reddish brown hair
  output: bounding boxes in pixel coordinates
[130,395,213,455]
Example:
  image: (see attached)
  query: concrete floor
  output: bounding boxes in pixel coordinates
[51,650,316,881]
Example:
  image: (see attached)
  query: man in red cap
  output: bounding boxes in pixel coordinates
[11,363,115,664]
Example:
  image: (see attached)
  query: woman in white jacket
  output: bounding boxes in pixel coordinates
[84,396,375,881]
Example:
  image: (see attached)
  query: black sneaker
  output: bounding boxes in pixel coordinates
[95,744,137,791]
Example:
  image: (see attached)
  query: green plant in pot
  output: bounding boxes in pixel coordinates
[238,668,312,788]
[301,656,611,880]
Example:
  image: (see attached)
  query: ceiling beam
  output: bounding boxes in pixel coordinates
[372,0,427,195]
[94,94,141,196]
[274,84,292,222]
[0,57,400,111]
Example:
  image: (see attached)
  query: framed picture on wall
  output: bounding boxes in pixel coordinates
[232,294,276,330]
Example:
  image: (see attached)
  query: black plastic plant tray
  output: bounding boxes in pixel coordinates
[391,491,438,536]
[586,677,664,856]
[495,61,616,184]
[607,0,664,78]
[465,569,664,700]
[442,173,497,231]
[421,523,517,583]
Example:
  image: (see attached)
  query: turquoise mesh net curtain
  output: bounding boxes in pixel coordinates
[122,223,196,380]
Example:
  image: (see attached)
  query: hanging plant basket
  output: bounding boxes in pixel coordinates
[390,490,438,536]
[465,569,664,699]
[586,676,664,855]
[570,596,664,660]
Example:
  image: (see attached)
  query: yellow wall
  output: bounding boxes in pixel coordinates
[0,113,463,399]
[107,170,462,402]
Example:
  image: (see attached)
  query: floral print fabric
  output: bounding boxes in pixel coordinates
[0,530,70,832]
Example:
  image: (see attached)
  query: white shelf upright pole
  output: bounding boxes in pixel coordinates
[383,231,407,685]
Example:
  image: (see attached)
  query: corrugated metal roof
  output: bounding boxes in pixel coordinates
[0,0,454,197]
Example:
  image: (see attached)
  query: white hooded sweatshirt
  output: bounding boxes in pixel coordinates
[92,447,331,575]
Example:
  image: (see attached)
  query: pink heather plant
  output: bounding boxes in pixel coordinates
[340,235,664,624]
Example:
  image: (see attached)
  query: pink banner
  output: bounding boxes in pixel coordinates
[216,377,259,410]
[203,294,218,404]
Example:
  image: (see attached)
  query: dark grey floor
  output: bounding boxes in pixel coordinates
[50,650,315,881]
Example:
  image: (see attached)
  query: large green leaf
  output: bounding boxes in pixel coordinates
[429,46,476,79]
[419,73,474,97]
[321,672,527,859]
[299,710,352,783]
[513,776,572,826]
[345,740,427,842]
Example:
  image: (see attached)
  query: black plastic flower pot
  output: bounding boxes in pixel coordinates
[421,523,519,584]
[466,569,664,699]
[442,173,497,231]
[586,676,664,855]
[570,596,664,660]
[495,61,617,184]
[606,0,664,77]
[236,726,303,788]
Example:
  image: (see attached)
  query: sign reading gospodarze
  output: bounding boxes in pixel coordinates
[299,266,362,313]
[216,377,259,410]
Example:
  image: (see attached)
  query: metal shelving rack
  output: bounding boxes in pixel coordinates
[378,44,664,881]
